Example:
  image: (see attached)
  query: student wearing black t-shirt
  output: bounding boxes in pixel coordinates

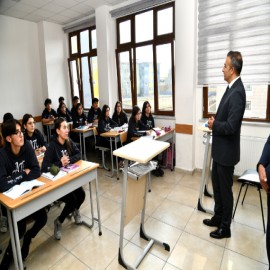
[112,101,128,127]
[57,102,72,122]
[0,119,47,268]
[22,114,46,152]
[87,98,101,125]
[70,96,79,118]
[141,101,155,129]
[42,98,58,136]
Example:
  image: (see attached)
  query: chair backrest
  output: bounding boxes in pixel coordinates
[120,131,127,144]
[238,169,261,187]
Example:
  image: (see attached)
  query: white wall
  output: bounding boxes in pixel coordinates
[0,15,44,120]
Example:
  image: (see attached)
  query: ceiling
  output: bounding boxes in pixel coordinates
[0,0,130,25]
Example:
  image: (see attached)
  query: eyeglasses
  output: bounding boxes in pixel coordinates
[106,109,110,112]
[12,130,24,136]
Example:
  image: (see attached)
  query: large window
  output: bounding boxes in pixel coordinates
[203,85,270,122]
[68,27,99,109]
[198,0,270,122]
[116,2,175,115]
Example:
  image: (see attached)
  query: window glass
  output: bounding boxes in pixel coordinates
[136,45,154,111]
[156,43,173,111]
[120,20,131,44]
[71,35,78,54]
[81,57,91,108]
[91,29,97,49]
[135,11,153,43]
[119,51,132,110]
[80,30,89,54]
[207,85,268,119]
[157,7,173,35]
[90,56,99,99]
[70,60,79,97]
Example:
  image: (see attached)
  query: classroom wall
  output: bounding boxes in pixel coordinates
[0,15,44,120]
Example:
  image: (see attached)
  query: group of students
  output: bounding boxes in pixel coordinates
[0,98,163,269]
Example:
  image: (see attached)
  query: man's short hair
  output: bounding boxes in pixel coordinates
[3,112,14,123]
[1,119,21,139]
[58,96,64,103]
[92,98,99,104]
[73,96,79,102]
[44,98,52,106]
[227,51,243,76]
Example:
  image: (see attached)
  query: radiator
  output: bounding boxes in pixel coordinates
[234,135,267,176]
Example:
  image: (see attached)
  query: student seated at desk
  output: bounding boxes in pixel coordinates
[41,117,85,240]
[97,105,118,148]
[0,119,47,268]
[22,113,47,152]
[42,98,58,136]
[127,105,150,144]
[87,97,101,125]
[57,96,71,116]
[70,95,79,119]
[112,101,128,127]
[141,101,155,129]
[58,102,72,122]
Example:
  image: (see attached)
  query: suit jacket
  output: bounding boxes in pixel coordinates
[257,136,270,185]
[212,78,246,166]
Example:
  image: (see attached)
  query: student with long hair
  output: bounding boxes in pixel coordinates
[22,114,46,152]
[127,105,150,143]
[0,119,47,268]
[112,101,128,127]
[97,105,118,148]
[57,102,72,122]
[41,117,85,240]
[141,101,155,129]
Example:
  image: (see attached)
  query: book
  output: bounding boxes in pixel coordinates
[3,180,45,200]
[61,163,80,173]
[42,170,67,181]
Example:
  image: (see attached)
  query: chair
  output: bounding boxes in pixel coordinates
[232,169,265,233]
[93,127,110,170]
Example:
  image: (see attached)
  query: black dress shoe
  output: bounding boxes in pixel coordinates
[203,218,220,227]
[210,228,231,239]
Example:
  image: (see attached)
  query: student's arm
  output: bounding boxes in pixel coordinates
[41,144,61,172]
[87,108,94,123]
[109,118,118,128]
[36,129,46,150]
[69,140,81,163]
[98,119,107,133]
[24,142,41,180]
[124,113,128,124]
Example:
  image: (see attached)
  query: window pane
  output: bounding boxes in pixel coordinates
[157,7,173,35]
[80,30,89,54]
[119,51,132,110]
[136,45,154,111]
[81,57,91,108]
[90,56,99,99]
[70,60,79,97]
[91,29,97,49]
[156,44,173,111]
[207,85,268,119]
[135,11,153,43]
[119,20,131,44]
[71,36,78,54]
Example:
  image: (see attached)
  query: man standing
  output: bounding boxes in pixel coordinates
[203,51,246,239]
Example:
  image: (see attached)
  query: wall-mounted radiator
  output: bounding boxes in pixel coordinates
[234,136,267,176]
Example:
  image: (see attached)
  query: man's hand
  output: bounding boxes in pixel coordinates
[258,164,269,192]
[208,116,215,130]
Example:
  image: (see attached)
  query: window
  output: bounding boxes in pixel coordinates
[198,0,270,122]
[116,2,175,115]
[203,85,270,121]
[68,27,99,109]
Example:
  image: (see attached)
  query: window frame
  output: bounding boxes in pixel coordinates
[68,26,98,110]
[203,85,270,122]
[116,2,175,116]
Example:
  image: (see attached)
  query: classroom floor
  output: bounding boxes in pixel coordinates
[0,152,268,270]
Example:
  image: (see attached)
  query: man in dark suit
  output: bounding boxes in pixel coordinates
[257,139,270,267]
[203,51,246,239]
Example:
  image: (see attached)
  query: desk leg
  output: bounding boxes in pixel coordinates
[171,131,175,171]
[82,171,102,235]
[83,134,87,161]
[8,210,24,270]
[106,137,115,178]
[197,133,214,214]
[79,133,83,160]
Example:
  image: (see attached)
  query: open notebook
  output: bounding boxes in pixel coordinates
[3,180,45,199]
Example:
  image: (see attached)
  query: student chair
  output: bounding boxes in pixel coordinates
[93,127,110,171]
[232,169,265,233]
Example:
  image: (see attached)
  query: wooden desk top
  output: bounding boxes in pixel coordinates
[101,130,127,138]
[113,139,169,163]
[0,160,99,209]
